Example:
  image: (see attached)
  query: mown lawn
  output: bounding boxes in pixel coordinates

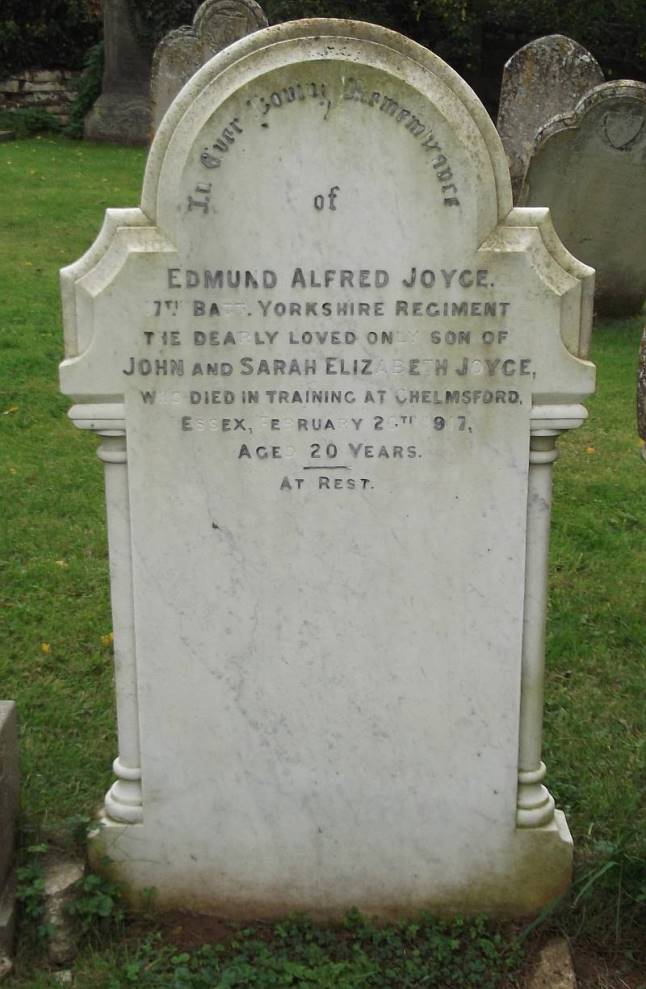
[0,137,644,987]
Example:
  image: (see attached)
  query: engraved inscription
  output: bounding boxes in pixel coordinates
[193,73,461,207]
[342,76,460,205]
[119,257,531,492]
[314,186,340,210]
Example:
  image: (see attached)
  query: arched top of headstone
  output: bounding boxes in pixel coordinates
[497,34,603,201]
[145,19,512,236]
[194,0,267,51]
[154,25,196,62]
[520,80,646,316]
[63,18,595,381]
[530,79,646,149]
[500,33,602,89]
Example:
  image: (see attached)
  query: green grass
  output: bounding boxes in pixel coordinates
[1,137,644,984]
[1,137,146,826]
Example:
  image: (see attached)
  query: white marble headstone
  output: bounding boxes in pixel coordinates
[61,20,595,917]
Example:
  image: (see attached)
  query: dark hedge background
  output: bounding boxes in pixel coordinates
[1,1,645,115]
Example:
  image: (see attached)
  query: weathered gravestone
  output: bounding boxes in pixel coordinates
[497,35,603,201]
[85,0,151,145]
[60,20,596,917]
[520,80,646,317]
[0,702,18,954]
[151,0,267,134]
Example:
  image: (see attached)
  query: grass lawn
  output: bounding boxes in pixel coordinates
[0,137,644,987]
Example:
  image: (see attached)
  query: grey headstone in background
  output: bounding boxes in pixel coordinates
[151,0,267,133]
[0,702,18,955]
[497,35,603,201]
[520,80,646,317]
[85,0,152,145]
[150,27,197,135]
[638,328,646,459]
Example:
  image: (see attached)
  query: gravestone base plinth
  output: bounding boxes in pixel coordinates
[90,812,572,919]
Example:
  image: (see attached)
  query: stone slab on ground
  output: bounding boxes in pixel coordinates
[61,19,595,918]
[526,937,577,988]
[43,860,84,965]
[520,80,646,317]
[497,35,603,201]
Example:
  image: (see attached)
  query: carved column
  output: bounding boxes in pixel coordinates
[70,405,143,823]
[516,405,587,828]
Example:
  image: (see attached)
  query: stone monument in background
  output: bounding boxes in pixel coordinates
[61,20,595,918]
[151,0,267,133]
[85,0,151,145]
[497,35,603,201]
[521,80,646,317]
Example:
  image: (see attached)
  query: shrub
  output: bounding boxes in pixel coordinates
[128,0,203,51]
[261,1,646,110]
[124,1,646,114]
[65,41,104,139]
[0,107,62,137]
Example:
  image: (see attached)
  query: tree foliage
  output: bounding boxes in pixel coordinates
[127,0,203,52]
[0,1,101,75]
[128,0,646,111]
[260,0,646,109]
[1,0,644,117]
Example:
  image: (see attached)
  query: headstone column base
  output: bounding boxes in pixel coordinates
[516,406,587,829]
[105,758,143,825]
[70,405,143,825]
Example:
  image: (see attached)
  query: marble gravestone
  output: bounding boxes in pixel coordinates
[497,35,603,201]
[520,81,646,317]
[60,20,596,918]
[151,0,267,134]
